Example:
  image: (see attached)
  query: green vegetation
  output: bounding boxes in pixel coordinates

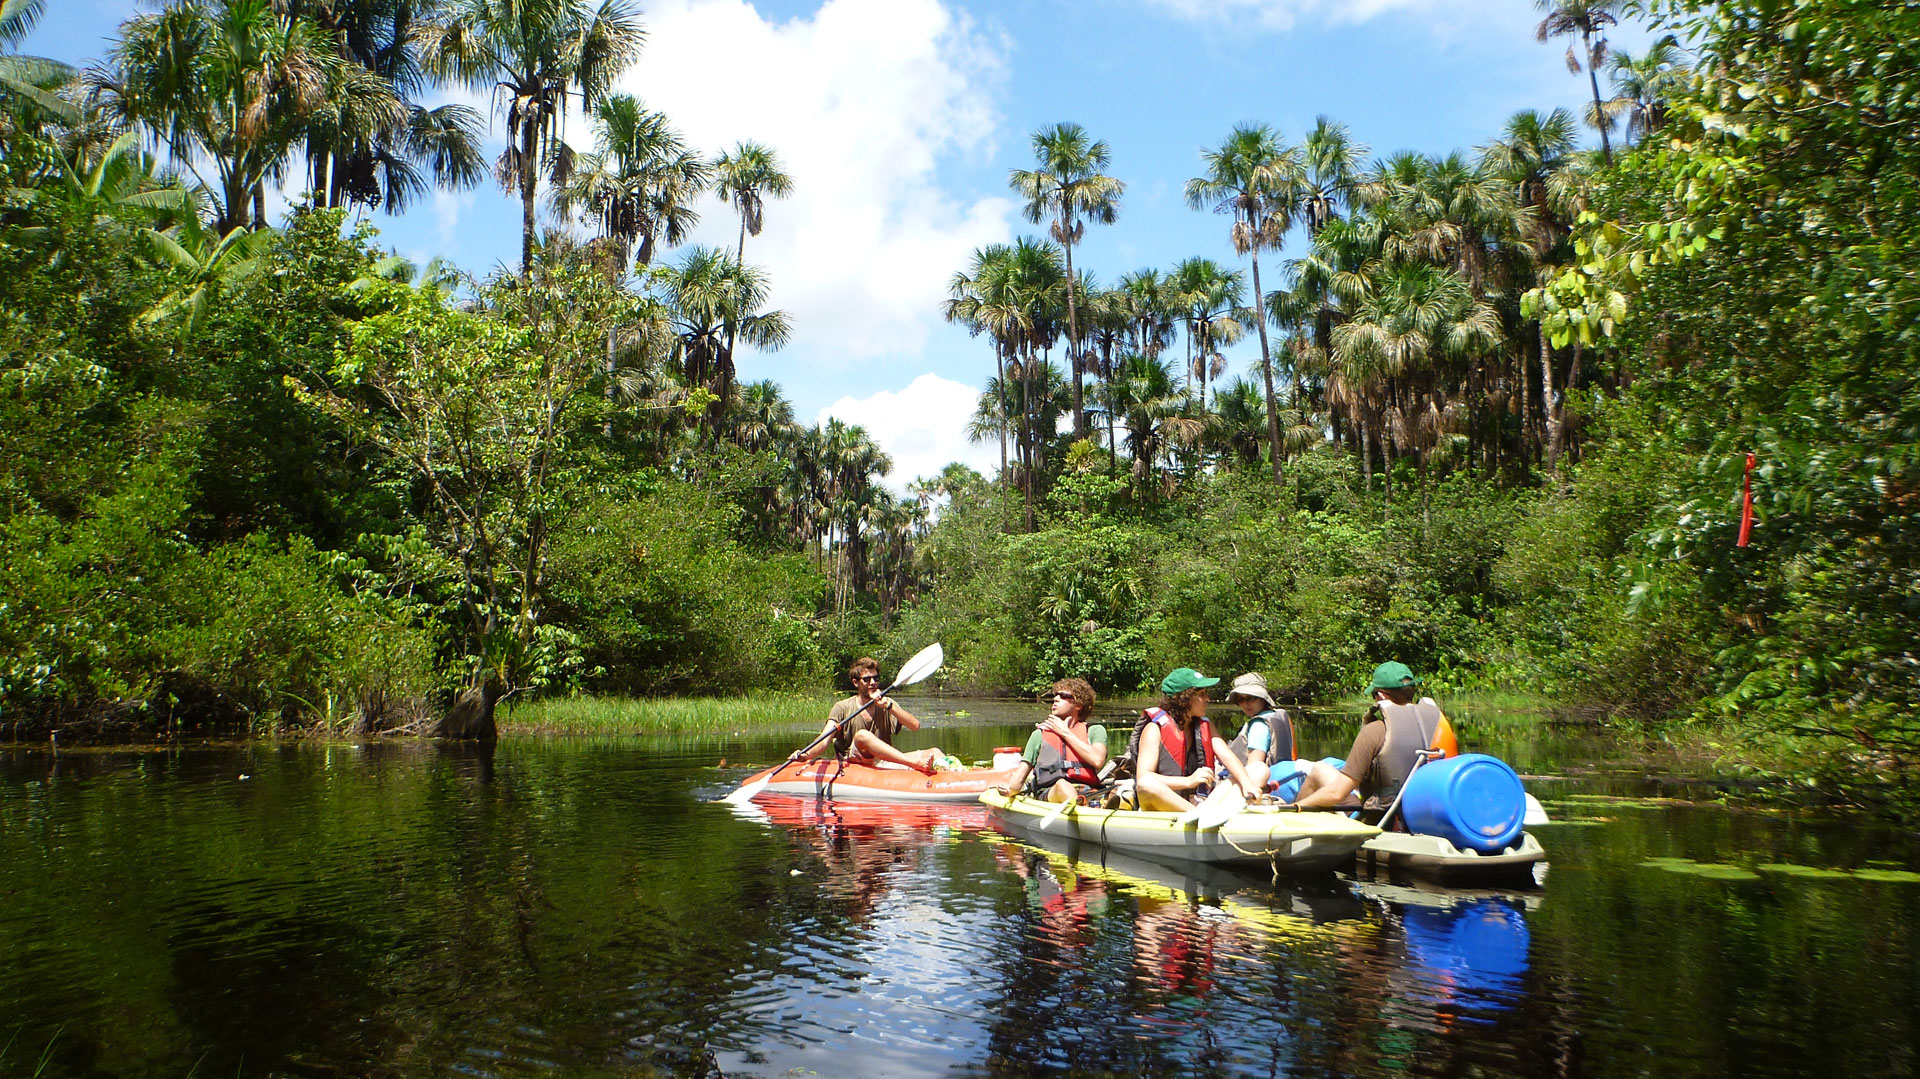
[498,693,830,736]
[1,0,1915,809]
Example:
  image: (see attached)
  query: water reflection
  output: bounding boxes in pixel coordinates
[3,733,1918,1079]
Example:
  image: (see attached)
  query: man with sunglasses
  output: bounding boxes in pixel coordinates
[795,656,944,774]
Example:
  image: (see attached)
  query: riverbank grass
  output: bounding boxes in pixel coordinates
[499,694,833,736]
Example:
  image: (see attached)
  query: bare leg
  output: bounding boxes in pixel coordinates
[1043,779,1081,804]
[1134,771,1195,813]
[1295,761,1361,807]
[851,730,940,774]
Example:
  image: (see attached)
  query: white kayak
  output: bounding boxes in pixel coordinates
[981,791,1380,872]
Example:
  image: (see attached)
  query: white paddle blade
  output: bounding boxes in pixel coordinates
[1523,792,1549,827]
[722,775,770,805]
[1038,794,1075,831]
[890,642,945,688]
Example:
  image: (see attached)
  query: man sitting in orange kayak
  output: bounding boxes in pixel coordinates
[995,677,1109,804]
[1292,661,1458,818]
[793,656,945,774]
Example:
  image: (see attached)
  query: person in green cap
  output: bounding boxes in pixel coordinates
[1293,661,1458,816]
[1129,667,1262,813]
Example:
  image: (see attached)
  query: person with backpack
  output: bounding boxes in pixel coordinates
[1128,668,1262,813]
[995,678,1109,804]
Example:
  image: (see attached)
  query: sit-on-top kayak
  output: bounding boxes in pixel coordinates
[1353,831,1547,888]
[738,757,1024,804]
[980,790,1379,872]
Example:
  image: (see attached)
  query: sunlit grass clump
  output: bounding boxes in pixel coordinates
[499,694,832,736]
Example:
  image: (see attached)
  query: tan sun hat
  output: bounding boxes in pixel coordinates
[1227,672,1275,707]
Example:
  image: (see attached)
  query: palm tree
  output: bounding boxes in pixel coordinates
[556,93,707,268]
[945,243,1023,523]
[1482,108,1582,469]
[1533,0,1624,165]
[1299,116,1368,236]
[0,0,69,108]
[1107,352,1200,498]
[1166,256,1248,413]
[421,0,645,274]
[658,245,791,433]
[1009,121,1123,440]
[101,0,366,232]
[140,213,281,334]
[1606,37,1690,143]
[1186,123,1303,486]
[290,0,486,214]
[713,140,793,265]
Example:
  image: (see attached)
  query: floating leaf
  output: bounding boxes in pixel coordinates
[1852,870,1920,885]
[1757,863,1852,880]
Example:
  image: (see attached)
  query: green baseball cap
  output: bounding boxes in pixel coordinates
[1160,667,1220,695]
[1368,661,1422,692]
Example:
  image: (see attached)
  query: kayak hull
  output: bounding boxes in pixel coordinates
[1353,831,1546,887]
[981,791,1379,872]
[741,758,1023,804]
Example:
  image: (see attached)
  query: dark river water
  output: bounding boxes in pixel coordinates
[3,697,1917,1079]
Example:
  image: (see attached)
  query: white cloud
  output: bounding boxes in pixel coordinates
[817,373,998,492]
[617,0,1015,375]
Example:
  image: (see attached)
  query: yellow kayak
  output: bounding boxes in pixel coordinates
[980,791,1379,872]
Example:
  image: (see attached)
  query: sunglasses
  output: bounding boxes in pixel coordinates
[856,675,881,683]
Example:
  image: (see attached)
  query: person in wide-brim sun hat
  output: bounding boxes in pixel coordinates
[1225,672,1299,795]
[1130,667,1259,813]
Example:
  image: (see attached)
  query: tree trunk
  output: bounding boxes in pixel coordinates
[437,677,504,741]
[1062,216,1084,440]
[1249,241,1284,488]
[995,341,1010,533]
[1585,29,1613,166]
[1541,324,1563,473]
[520,121,539,275]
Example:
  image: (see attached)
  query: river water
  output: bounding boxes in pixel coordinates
[2,697,1916,1078]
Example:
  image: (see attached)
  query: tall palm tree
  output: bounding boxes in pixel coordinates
[290,0,485,214]
[1186,123,1303,485]
[659,245,791,432]
[945,243,1023,524]
[1606,36,1690,143]
[713,140,792,265]
[1009,121,1123,440]
[101,0,368,232]
[421,0,645,274]
[1482,109,1581,469]
[1108,352,1200,498]
[1299,116,1367,236]
[555,93,707,269]
[0,0,68,98]
[1534,0,1623,165]
[1167,256,1248,412]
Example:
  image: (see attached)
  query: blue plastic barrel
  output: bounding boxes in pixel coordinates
[1399,753,1526,853]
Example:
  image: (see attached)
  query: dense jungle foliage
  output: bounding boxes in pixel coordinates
[0,0,1912,804]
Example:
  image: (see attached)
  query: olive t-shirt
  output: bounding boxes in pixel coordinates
[829,694,898,756]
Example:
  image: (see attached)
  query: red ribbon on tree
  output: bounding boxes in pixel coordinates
[1737,452,1755,548]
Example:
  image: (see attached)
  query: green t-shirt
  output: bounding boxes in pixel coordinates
[1021,723,1109,764]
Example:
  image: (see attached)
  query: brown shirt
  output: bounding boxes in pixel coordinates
[1338,715,1389,807]
[829,694,898,756]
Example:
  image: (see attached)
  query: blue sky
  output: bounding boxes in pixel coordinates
[30,0,1657,487]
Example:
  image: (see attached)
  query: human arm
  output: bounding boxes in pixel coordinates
[1293,723,1380,807]
[875,696,919,730]
[996,761,1033,796]
[1211,735,1261,800]
[1038,717,1108,768]
[792,719,840,762]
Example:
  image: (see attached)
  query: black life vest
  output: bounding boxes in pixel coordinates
[1029,718,1100,790]
[1145,707,1215,777]
[1369,700,1448,801]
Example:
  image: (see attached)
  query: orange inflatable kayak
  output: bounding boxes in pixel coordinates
[737,757,1024,804]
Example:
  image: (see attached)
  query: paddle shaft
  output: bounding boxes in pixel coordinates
[786,683,902,764]
[1375,748,1439,831]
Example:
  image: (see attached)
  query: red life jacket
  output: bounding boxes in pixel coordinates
[1146,707,1215,777]
[1033,717,1100,788]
